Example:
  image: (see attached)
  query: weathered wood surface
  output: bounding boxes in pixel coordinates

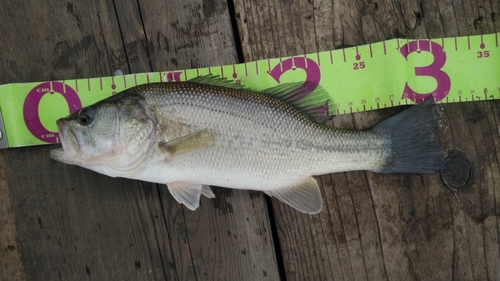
[234,0,500,280]
[1,0,499,281]
[0,1,279,280]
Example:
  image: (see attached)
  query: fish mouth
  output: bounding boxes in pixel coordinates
[50,119,82,164]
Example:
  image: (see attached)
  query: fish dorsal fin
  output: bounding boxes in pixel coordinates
[262,82,331,123]
[167,182,204,210]
[189,74,247,90]
[159,130,214,159]
[265,176,322,214]
[189,75,332,122]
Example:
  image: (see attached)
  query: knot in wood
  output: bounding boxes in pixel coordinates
[440,150,471,190]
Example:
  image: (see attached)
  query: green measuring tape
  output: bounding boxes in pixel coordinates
[0,33,498,149]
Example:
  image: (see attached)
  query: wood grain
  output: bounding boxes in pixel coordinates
[0,0,279,280]
[114,1,280,279]
[234,0,500,280]
[1,0,499,280]
[0,148,27,281]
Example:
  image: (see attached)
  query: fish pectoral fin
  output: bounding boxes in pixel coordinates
[159,130,214,158]
[167,182,205,210]
[265,177,322,214]
[201,185,215,198]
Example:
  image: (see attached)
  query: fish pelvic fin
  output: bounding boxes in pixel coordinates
[167,182,203,210]
[159,130,214,159]
[372,98,444,174]
[265,176,322,214]
[166,182,215,211]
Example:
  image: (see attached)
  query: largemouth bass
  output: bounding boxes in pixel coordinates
[50,75,444,214]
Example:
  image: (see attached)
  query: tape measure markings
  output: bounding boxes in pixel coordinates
[0,32,498,148]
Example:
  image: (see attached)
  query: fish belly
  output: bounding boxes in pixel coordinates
[135,124,387,191]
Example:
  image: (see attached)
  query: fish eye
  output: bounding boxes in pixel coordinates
[77,108,95,126]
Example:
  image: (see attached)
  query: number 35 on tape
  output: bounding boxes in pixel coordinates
[0,32,498,148]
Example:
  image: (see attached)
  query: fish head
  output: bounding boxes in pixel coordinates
[50,94,156,171]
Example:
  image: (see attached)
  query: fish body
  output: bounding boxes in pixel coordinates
[51,76,444,214]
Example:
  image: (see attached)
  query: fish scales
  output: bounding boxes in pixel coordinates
[135,82,387,183]
[51,75,444,214]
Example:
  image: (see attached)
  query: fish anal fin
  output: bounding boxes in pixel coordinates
[266,177,322,214]
[167,182,205,211]
[159,130,214,159]
[201,185,215,198]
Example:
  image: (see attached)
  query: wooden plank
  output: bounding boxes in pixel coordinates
[0,2,150,280]
[114,1,280,279]
[234,0,500,280]
[0,1,280,280]
[0,150,27,281]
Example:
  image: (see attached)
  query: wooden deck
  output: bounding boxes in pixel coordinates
[1,1,499,280]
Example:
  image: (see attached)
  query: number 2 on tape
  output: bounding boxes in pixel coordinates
[268,57,321,91]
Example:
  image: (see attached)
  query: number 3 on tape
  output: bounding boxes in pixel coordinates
[400,41,451,103]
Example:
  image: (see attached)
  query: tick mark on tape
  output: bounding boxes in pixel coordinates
[232,64,237,79]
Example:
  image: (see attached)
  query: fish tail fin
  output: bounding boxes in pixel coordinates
[372,98,445,174]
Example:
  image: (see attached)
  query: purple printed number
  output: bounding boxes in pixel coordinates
[23,82,82,144]
[477,50,490,58]
[268,57,321,94]
[165,72,182,82]
[400,41,451,103]
[353,62,365,70]
[268,57,329,115]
